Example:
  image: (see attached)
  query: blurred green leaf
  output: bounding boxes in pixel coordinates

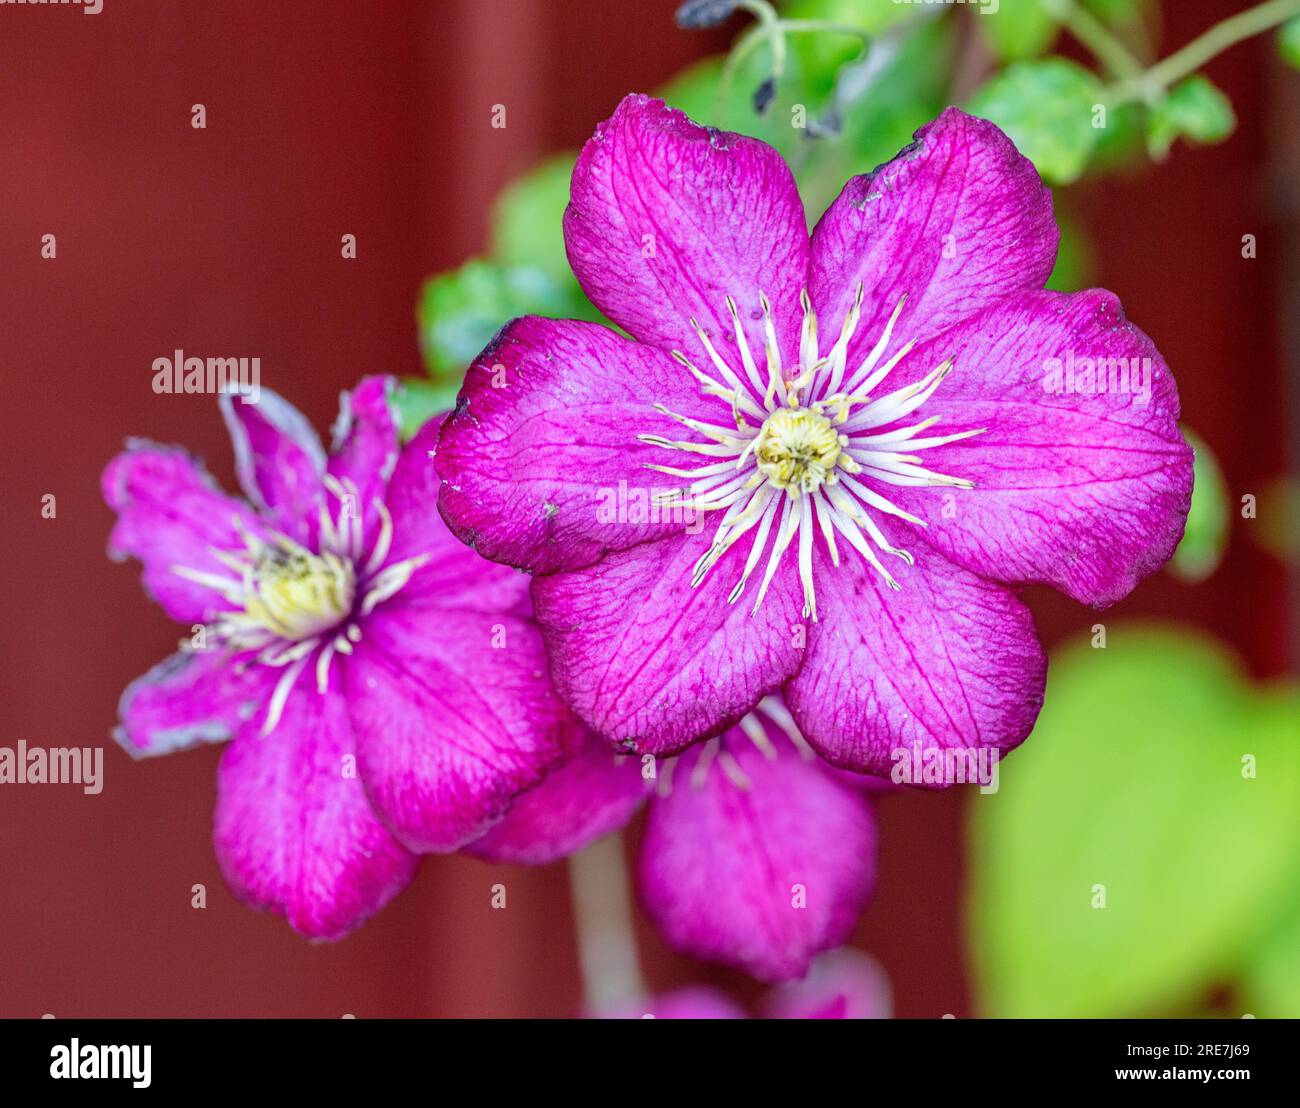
[417,259,598,378]
[490,154,577,281]
[1146,75,1236,159]
[1089,99,1145,170]
[977,0,1061,62]
[1083,0,1150,21]
[660,13,949,218]
[393,377,457,442]
[1252,479,1300,564]
[783,0,916,38]
[967,59,1105,184]
[1241,892,1300,1017]
[1170,429,1228,584]
[1239,690,1300,1018]
[970,627,1300,1017]
[1279,16,1300,70]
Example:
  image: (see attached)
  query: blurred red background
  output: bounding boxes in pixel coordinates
[0,0,1291,1017]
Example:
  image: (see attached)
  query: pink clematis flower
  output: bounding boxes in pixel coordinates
[438,95,1194,774]
[104,379,571,939]
[468,696,878,982]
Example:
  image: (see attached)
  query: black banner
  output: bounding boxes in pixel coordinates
[0,1017,1288,1094]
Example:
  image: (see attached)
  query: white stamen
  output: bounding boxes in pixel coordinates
[638,288,977,616]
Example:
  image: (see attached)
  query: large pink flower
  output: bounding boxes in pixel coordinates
[468,696,878,982]
[438,96,1193,773]
[105,379,572,939]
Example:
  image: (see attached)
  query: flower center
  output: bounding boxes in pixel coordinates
[172,475,429,734]
[753,406,842,494]
[640,286,983,621]
[243,545,355,642]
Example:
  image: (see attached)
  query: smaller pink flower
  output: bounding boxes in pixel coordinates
[468,695,879,982]
[105,379,572,939]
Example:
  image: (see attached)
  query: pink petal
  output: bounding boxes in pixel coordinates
[809,108,1057,370]
[762,948,891,1019]
[115,649,271,757]
[885,289,1193,606]
[382,420,533,616]
[638,720,877,982]
[219,388,325,545]
[102,442,267,623]
[531,529,806,755]
[466,726,649,865]
[214,683,418,941]
[345,598,573,853]
[783,541,1046,779]
[565,94,808,360]
[437,316,718,575]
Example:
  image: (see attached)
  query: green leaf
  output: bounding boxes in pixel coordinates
[1089,99,1145,171]
[1084,0,1152,23]
[1146,75,1236,159]
[783,0,916,38]
[393,377,458,442]
[490,155,577,281]
[977,0,1061,62]
[1241,890,1300,1017]
[1170,429,1228,584]
[967,59,1105,184]
[1239,689,1300,1017]
[969,627,1300,1017]
[1279,16,1300,70]
[416,259,597,378]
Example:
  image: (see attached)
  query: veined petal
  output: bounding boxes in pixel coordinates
[326,375,402,553]
[115,648,271,757]
[784,541,1046,779]
[565,94,808,362]
[531,528,806,755]
[219,387,325,545]
[884,290,1193,606]
[437,316,722,576]
[214,682,418,941]
[809,108,1057,372]
[345,599,573,853]
[102,441,267,623]
[382,420,533,616]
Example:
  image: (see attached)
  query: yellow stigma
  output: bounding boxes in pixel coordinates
[242,543,355,641]
[753,406,843,494]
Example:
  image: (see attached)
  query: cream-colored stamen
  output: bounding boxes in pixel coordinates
[171,481,426,735]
